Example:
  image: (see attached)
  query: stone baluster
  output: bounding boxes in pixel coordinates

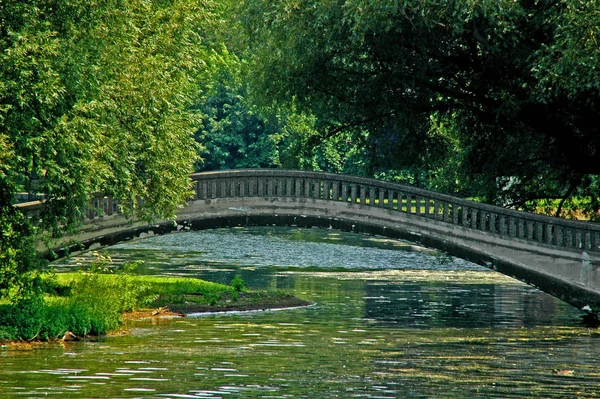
[332,180,340,201]
[388,190,395,210]
[323,180,331,200]
[106,197,114,216]
[312,179,321,199]
[219,180,227,197]
[294,178,302,197]
[234,180,241,197]
[304,179,311,199]
[285,178,293,198]
[526,220,534,240]
[197,180,206,200]
[451,204,458,225]
[545,224,554,245]
[257,178,264,197]
[499,214,507,236]
[460,206,468,226]
[583,231,591,250]
[210,180,217,199]
[471,208,478,229]
[566,228,573,248]
[487,212,495,232]
[555,226,564,246]
[575,229,582,249]
[518,219,526,238]
[351,184,357,204]
[369,187,375,206]
[218,180,225,198]
[536,223,544,243]
[378,188,385,208]
[221,179,227,197]
[359,185,367,205]
[246,178,254,196]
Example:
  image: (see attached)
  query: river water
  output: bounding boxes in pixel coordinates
[2,227,599,398]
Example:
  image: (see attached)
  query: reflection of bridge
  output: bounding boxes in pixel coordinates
[23,169,600,314]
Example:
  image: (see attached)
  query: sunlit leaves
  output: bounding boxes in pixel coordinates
[533,0,600,99]
[0,0,217,298]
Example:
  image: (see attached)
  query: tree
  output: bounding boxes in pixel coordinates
[241,0,600,217]
[195,46,360,173]
[195,48,281,170]
[0,0,214,298]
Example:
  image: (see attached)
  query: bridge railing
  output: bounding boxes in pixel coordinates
[191,169,600,253]
[16,195,123,221]
[16,169,600,253]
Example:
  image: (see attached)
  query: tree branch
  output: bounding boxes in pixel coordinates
[308,112,396,147]
[555,176,582,217]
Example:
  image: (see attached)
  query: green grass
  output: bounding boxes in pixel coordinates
[0,273,238,342]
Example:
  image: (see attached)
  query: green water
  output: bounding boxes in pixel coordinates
[2,227,599,398]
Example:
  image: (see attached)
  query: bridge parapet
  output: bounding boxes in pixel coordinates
[190,169,600,254]
[17,169,600,255]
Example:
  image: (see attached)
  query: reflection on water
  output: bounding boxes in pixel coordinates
[2,227,599,398]
[106,227,479,272]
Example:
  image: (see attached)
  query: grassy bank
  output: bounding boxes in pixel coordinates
[0,272,310,343]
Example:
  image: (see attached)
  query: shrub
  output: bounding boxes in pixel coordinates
[230,275,245,292]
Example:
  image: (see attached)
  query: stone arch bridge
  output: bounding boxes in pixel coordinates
[22,169,600,315]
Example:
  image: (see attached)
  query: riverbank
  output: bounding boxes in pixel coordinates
[0,273,311,344]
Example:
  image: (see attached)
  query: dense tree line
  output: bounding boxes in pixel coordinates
[237,0,600,217]
[1,0,213,299]
[2,0,599,301]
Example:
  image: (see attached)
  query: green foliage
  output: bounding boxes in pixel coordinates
[0,200,44,301]
[65,272,146,334]
[0,272,238,341]
[136,276,233,308]
[195,47,281,170]
[75,251,143,275]
[240,0,600,216]
[1,0,220,299]
[194,45,367,174]
[230,275,246,292]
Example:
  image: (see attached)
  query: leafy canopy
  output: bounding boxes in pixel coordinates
[241,0,600,215]
[0,0,216,298]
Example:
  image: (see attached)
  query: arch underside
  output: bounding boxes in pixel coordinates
[52,196,600,315]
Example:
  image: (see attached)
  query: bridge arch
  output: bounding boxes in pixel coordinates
[25,169,600,315]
